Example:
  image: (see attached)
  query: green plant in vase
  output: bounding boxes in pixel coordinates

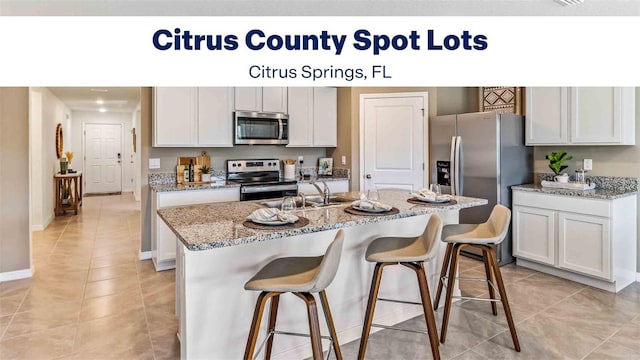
[201,165,212,182]
[546,151,573,176]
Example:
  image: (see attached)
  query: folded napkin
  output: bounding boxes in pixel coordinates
[411,188,452,202]
[247,208,299,223]
[352,193,392,211]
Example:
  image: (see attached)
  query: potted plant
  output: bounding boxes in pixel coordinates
[201,165,212,182]
[546,151,573,181]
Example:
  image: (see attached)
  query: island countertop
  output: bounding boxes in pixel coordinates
[157,190,488,251]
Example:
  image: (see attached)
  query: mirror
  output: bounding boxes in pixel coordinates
[56,123,64,159]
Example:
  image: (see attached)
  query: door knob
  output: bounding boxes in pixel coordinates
[365,174,372,179]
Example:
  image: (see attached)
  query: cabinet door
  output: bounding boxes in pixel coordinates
[513,206,556,265]
[557,212,611,280]
[234,87,262,111]
[157,216,177,262]
[570,87,635,145]
[262,87,288,113]
[154,87,197,147]
[313,87,338,147]
[198,87,234,147]
[287,87,314,147]
[525,87,568,145]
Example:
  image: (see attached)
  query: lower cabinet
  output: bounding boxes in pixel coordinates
[512,190,636,292]
[152,187,240,271]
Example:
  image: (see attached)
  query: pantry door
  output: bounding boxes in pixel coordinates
[360,93,428,192]
[85,123,123,194]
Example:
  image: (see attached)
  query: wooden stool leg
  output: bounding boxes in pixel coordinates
[294,293,323,360]
[434,243,453,311]
[481,248,498,316]
[358,262,387,360]
[319,290,343,360]
[415,263,441,360]
[487,247,521,352]
[244,291,274,360]
[440,244,462,344]
[264,294,280,360]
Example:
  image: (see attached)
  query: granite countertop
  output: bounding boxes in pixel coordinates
[151,181,240,192]
[512,184,637,200]
[157,190,488,251]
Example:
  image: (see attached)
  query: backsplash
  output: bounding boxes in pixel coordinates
[536,173,639,192]
[149,167,350,186]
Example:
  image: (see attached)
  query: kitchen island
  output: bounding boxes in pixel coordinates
[158,190,487,359]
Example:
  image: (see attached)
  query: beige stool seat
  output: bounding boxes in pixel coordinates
[244,230,344,360]
[358,215,442,360]
[433,204,521,353]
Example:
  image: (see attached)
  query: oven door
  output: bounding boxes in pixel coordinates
[235,112,288,145]
[240,184,298,201]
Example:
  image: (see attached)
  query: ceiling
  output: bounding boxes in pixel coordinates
[1,0,638,16]
[48,87,140,113]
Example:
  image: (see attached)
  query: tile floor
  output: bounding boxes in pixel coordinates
[1,194,639,359]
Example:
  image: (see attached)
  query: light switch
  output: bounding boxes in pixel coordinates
[583,159,593,171]
[341,156,346,165]
[149,158,161,169]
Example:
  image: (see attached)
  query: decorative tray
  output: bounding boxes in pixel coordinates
[540,181,596,191]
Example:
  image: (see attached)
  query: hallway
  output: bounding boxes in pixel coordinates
[0,194,178,359]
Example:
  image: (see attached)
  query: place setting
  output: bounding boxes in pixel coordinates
[407,184,457,206]
[243,197,310,230]
[344,189,400,216]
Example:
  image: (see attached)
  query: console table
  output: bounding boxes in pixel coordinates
[54,172,82,216]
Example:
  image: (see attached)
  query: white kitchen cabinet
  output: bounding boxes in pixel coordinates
[234,87,287,113]
[513,206,555,266]
[154,87,197,147]
[153,87,234,147]
[287,87,337,147]
[525,87,568,145]
[197,87,234,147]
[512,190,636,292]
[525,87,635,146]
[152,187,240,271]
[297,180,349,195]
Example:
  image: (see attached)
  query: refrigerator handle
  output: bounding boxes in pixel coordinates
[449,136,457,196]
[454,136,462,196]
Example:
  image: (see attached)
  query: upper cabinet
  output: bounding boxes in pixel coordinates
[287,87,338,147]
[153,87,233,147]
[526,87,635,146]
[234,87,287,113]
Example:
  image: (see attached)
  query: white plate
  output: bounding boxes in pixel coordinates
[250,219,296,226]
[412,196,451,203]
[352,205,391,213]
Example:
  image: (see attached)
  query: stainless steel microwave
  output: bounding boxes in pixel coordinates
[234,111,289,145]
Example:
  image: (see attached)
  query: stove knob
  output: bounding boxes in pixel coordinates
[238,163,242,167]
[232,164,236,167]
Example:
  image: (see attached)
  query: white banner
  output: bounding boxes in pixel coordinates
[1,16,639,86]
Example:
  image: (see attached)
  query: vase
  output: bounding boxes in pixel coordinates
[202,174,212,182]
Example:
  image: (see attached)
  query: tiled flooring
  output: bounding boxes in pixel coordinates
[0,194,178,360]
[1,194,639,359]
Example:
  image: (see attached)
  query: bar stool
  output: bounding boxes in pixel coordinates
[358,215,443,360]
[243,230,345,360]
[433,204,520,352]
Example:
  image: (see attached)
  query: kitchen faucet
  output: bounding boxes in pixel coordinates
[310,178,331,205]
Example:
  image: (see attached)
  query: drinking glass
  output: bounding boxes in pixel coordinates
[430,184,441,195]
[367,189,380,202]
[280,197,297,213]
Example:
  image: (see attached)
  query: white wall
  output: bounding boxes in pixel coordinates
[71,111,134,193]
[29,87,72,231]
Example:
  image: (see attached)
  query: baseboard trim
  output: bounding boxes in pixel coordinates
[31,214,53,231]
[0,268,33,282]
[139,251,152,260]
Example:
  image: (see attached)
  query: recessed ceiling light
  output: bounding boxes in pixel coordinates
[90,88,109,93]
[554,0,584,5]
[96,99,104,105]
[98,108,107,113]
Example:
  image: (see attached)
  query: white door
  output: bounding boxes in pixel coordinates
[361,94,427,192]
[85,123,123,194]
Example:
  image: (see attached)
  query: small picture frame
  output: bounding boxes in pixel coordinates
[318,157,333,176]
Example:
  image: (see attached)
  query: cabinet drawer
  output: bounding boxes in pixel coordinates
[513,191,611,218]
[157,188,240,208]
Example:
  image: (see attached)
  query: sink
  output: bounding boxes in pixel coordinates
[261,195,357,209]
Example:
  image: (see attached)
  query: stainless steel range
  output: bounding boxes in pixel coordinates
[227,159,298,201]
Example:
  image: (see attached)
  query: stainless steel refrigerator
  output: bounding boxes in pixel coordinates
[430,112,533,265]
